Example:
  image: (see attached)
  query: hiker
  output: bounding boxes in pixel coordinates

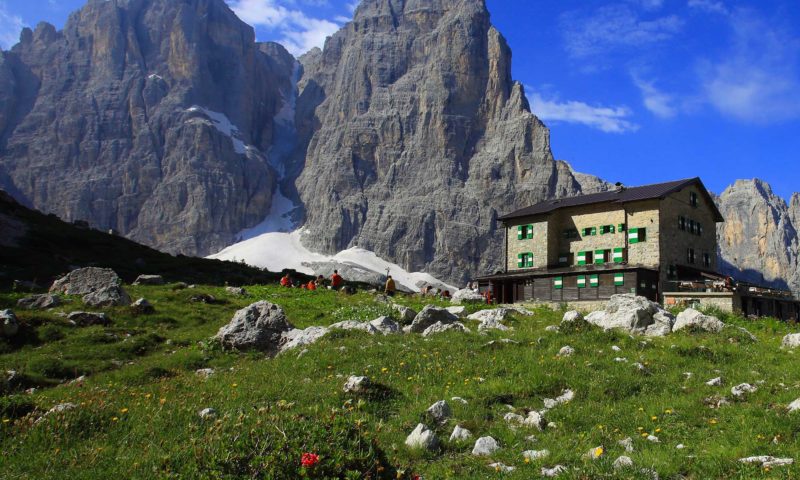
[442,290,451,299]
[331,270,343,289]
[316,275,325,287]
[280,274,292,288]
[384,275,396,297]
[307,279,317,291]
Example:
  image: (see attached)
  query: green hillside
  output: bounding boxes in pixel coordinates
[2,282,800,479]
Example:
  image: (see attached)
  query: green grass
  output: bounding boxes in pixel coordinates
[2,284,800,479]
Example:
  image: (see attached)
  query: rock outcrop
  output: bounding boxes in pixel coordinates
[716,179,800,291]
[0,0,297,257]
[293,0,603,284]
[584,294,674,337]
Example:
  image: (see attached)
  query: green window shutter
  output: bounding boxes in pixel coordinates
[527,225,534,239]
[618,223,627,232]
[594,249,606,264]
[628,228,640,244]
[577,251,587,266]
[517,225,523,240]
[554,277,563,289]
[577,275,586,288]
[591,226,597,236]
[517,253,524,268]
[526,252,534,268]
[614,273,625,286]
[613,247,625,263]
[590,274,599,287]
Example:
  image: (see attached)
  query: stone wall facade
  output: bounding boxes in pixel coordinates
[506,220,549,271]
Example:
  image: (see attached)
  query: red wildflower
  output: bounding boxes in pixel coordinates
[301,452,320,468]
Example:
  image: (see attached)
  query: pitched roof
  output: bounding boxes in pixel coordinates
[498,177,724,222]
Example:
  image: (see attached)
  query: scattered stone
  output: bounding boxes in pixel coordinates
[190,294,217,304]
[369,316,400,335]
[703,395,730,408]
[343,375,370,394]
[483,339,520,348]
[585,446,605,460]
[405,423,438,450]
[739,456,794,468]
[781,333,800,349]
[35,403,77,424]
[133,274,165,286]
[450,425,472,441]
[504,412,525,426]
[225,286,247,296]
[468,308,515,323]
[787,398,800,412]
[673,308,726,333]
[281,326,329,352]
[561,310,584,324]
[451,396,468,404]
[523,449,549,461]
[195,368,215,378]
[67,311,111,327]
[676,444,686,449]
[541,465,568,477]
[451,289,485,304]
[472,436,500,456]
[426,400,451,424]
[410,306,459,333]
[329,320,380,335]
[488,462,515,472]
[421,321,469,337]
[731,383,757,397]
[584,294,674,336]
[83,285,132,307]
[50,267,123,296]
[392,304,418,324]
[543,389,574,409]
[131,298,155,314]
[1,309,19,337]
[558,346,574,357]
[646,435,660,443]
[17,294,61,310]
[618,437,634,452]
[614,357,628,363]
[198,407,217,419]
[445,306,467,318]
[705,377,723,386]
[215,301,294,354]
[524,410,547,430]
[545,325,559,332]
[611,345,621,352]
[613,456,634,470]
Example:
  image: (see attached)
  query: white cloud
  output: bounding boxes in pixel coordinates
[632,75,677,118]
[687,0,729,15]
[227,0,342,56]
[529,91,639,134]
[699,10,800,123]
[561,5,683,58]
[0,2,24,50]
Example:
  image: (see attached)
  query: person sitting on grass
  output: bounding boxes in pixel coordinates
[280,274,292,288]
[307,278,317,291]
[384,275,396,297]
[331,270,344,289]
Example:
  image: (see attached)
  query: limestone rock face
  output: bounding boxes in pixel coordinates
[293,0,598,284]
[716,180,800,291]
[0,0,296,256]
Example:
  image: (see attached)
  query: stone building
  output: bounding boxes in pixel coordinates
[477,177,800,320]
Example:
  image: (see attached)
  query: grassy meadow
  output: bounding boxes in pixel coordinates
[2,283,800,479]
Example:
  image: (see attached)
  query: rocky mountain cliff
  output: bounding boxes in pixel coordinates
[716,179,800,292]
[293,0,597,283]
[0,0,297,255]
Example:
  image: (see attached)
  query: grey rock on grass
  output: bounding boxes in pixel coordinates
[83,286,131,307]
[585,295,674,337]
[673,308,726,333]
[1,309,19,337]
[781,333,800,349]
[133,275,164,286]
[472,436,499,456]
[68,311,110,327]
[17,294,61,310]
[405,423,438,450]
[450,425,472,442]
[215,301,294,354]
[281,327,329,352]
[50,268,123,296]
[410,306,459,333]
[426,400,451,424]
[421,321,469,337]
[343,376,370,394]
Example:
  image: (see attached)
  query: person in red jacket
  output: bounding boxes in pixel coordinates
[331,270,344,289]
[280,274,292,288]
[307,279,317,291]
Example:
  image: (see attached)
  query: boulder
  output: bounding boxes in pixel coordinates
[584,295,674,337]
[451,289,485,305]
[133,275,165,286]
[672,308,726,333]
[450,425,472,441]
[225,286,247,296]
[613,456,634,470]
[426,400,451,424]
[215,301,294,353]
[561,310,584,324]
[17,294,61,310]
[410,305,460,333]
[445,306,467,318]
[524,410,547,430]
[405,423,438,450]
[130,298,155,315]
[543,389,574,410]
[1,309,19,337]
[523,449,550,461]
[280,326,329,352]
[781,333,800,349]
[50,267,123,296]
[421,321,469,337]
[67,311,111,327]
[343,375,371,394]
[788,398,800,413]
[558,346,575,357]
[83,286,132,307]
[731,383,757,397]
[467,308,514,323]
[705,377,723,386]
[329,320,380,335]
[472,436,500,456]
[391,304,417,324]
[369,316,401,335]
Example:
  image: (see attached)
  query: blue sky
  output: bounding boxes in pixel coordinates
[1,0,799,200]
